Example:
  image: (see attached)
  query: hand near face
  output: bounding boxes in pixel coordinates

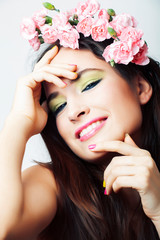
[89,134,160,224]
[10,46,77,138]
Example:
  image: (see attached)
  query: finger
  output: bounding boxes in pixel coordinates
[52,63,77,71]
[111,173,152,194]
[112,176,138,193]
[104,156,135,178]
[124,133,138,147]
[104,165,137,195]
[89,141,150,157]
[37,65,78,80]
[35,45,59,69]
[104,155,148,174]
[23,72,67,89]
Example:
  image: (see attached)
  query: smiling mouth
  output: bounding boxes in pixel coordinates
[75,117,107,142]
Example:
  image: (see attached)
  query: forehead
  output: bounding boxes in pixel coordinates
[50,47,107,70]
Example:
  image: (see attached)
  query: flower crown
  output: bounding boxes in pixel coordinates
[20,0,149,66]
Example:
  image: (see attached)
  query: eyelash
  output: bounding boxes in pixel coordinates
[54,79,102,116]
[82,79,102,92]
[54,102,67,116]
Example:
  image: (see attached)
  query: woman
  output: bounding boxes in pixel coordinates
[0,1,160,239]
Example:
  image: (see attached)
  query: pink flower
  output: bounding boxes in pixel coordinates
[103,41,134,65]
[40,25,58,44]
[20,18,37,40]
[76,17,94,37]
[59,28,80,49]
[32,8,47,29]
[91,19,110,41]
[132,43,149,65]
[110,14,137,36]
[119,26,144,48]
[52,12,70,30]
[29,35,41,51]
[76,0,100,19]
[98,9,110,21]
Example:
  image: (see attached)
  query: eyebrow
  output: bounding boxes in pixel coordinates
[47,68,103,103]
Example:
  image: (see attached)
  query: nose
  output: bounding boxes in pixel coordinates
[68,105,90,122]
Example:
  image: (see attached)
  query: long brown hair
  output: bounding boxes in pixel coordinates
[38,35,160,239]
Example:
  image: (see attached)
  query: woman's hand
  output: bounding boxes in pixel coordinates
[10,46,77,138]
[89,134,160,224]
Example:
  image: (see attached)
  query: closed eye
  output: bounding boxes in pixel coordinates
[82,79,102,92]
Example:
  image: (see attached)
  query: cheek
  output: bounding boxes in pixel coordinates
[98,82,143,133]
[56,117,72,145]
[112,94,143,137]
[56,118,66,138]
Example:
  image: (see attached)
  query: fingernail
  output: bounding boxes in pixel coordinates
[73,72,78,79]
[104,188,107,195]
[88,144,96,150]
[103,180,106,188]
[63,81,67,86]
[52,45,57,49]
[69,64,77,66]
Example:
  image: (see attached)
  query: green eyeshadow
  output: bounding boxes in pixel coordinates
[76,70,105,91]
[49,95,66,113]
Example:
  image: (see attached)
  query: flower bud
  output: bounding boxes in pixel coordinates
[43,2,55,10]
[110,59,115,67]
[108,27,117,38]
[68,19,79,26]
[73,14,78,20]
[107,9,115,16]
[45,16,52,25]
[43,2,60,12]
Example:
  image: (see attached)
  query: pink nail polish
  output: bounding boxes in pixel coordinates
[104,188,107,195]
[88,144,96,150]
[69,64,77,66]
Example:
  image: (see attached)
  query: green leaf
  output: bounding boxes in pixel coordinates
[36,28,41,35]
[107,9,115,16]
[38,36,44,44]
[109,16,113,22]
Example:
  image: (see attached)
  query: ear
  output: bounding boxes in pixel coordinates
[136,76,152,105]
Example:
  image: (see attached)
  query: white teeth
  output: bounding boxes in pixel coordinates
[79,120,104,138]
[92,123,96,128]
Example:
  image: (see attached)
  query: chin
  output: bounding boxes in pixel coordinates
[80,151,109,164]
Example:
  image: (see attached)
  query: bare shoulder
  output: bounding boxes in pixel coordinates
[10,165,58,240]
[22,164,57,191]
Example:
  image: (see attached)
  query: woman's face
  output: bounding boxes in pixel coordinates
[44,48,143,161]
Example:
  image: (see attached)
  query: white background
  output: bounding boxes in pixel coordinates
[0,0,160,170]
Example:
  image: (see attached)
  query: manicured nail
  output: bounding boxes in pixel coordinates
[88,144,96,150]
[104,188,107,195]
[52,45,57,49]
[69,64,77,66]
[103,180,106,188]
[73,72,78,79]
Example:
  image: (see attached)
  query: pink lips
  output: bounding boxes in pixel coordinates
[75,117,107,142]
